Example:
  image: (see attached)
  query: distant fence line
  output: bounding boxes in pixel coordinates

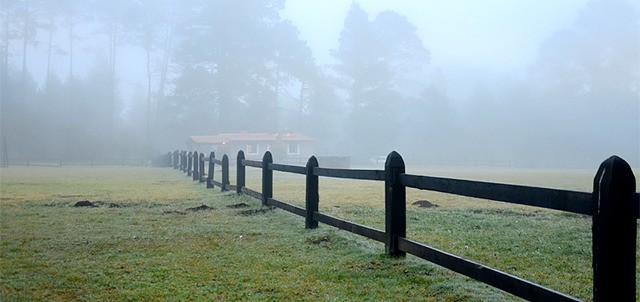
[171,149,638,302]
[0,158,148,167]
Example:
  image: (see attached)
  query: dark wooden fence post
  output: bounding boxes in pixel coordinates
[262,151,273,206]
[173,150,178,169]
[592,155,636,302]
[192,151,199,181]
[305,156,319,229]
[183,151,187,172]
[221,154,229,192]
[207,152,215,189]
[187,151,193,176]
[385,151,406,257]
[199,153,205,183]
[237,150,245,194]
[181,151,187,172]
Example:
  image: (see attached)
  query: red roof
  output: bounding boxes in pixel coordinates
[190,132,314,144]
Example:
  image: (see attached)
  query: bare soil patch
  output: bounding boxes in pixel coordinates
[186,205,214,212]
[412,200,438,208]
[162,210,187,215]
[74,200,97,207]
[73,200,122,208]
[307,235,331,245]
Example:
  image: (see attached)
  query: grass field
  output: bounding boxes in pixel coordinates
[1,166,638,301]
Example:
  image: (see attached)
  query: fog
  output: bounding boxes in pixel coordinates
[1,0,638,168]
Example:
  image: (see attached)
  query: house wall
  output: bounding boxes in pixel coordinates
[213,141,267,160]
[287,141,313,159]
[239,142,269,160]
[189,140,315,162]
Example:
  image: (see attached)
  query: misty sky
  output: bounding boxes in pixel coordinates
[25,0,593,92]
[283,0,590,73]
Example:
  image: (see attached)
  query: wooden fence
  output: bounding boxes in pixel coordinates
[171,149,638,302]
[0,158,147,167]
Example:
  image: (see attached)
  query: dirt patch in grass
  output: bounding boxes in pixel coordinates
[237,206,275,216]
[73,200,122,208]
[73,200,98,207]
[412,200,438,208]
[307,235,331,245]
[162,210,187,215]
[186,205,214,212]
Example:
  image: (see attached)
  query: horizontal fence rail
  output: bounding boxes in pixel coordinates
[313,167,385,180]
[171,149,638,302]
[241,187,262,200]
[267,198,307,217]
[242,159,262,168]
[313,212,387,243]
[269,163,307,174]
[400,174,595,216]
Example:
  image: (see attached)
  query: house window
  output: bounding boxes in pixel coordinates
[246,143,259,155]
[287,143,299,155]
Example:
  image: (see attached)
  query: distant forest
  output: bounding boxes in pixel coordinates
[1,0,638,167]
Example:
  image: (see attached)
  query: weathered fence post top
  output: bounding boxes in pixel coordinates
[385,151,404,170]
[592,155,636,302]
[262,151,272,163]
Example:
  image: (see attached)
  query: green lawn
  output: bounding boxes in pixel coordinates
[0,166,637,301]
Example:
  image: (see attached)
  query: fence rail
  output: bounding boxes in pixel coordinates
[0,158,147,167]
[269,163,306,174]
[401,174,595,215]
[313,167,385,180]
[170,149,638,302]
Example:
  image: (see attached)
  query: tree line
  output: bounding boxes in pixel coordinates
[1,0,638,167]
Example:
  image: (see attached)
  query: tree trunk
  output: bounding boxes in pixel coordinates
[157,26,172,102]
[68,16,74,81]
[1,8,10,105]
[46,16,54,88]
[20,4,32,104]
[145,42,152,156]
[107,21,117,141]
